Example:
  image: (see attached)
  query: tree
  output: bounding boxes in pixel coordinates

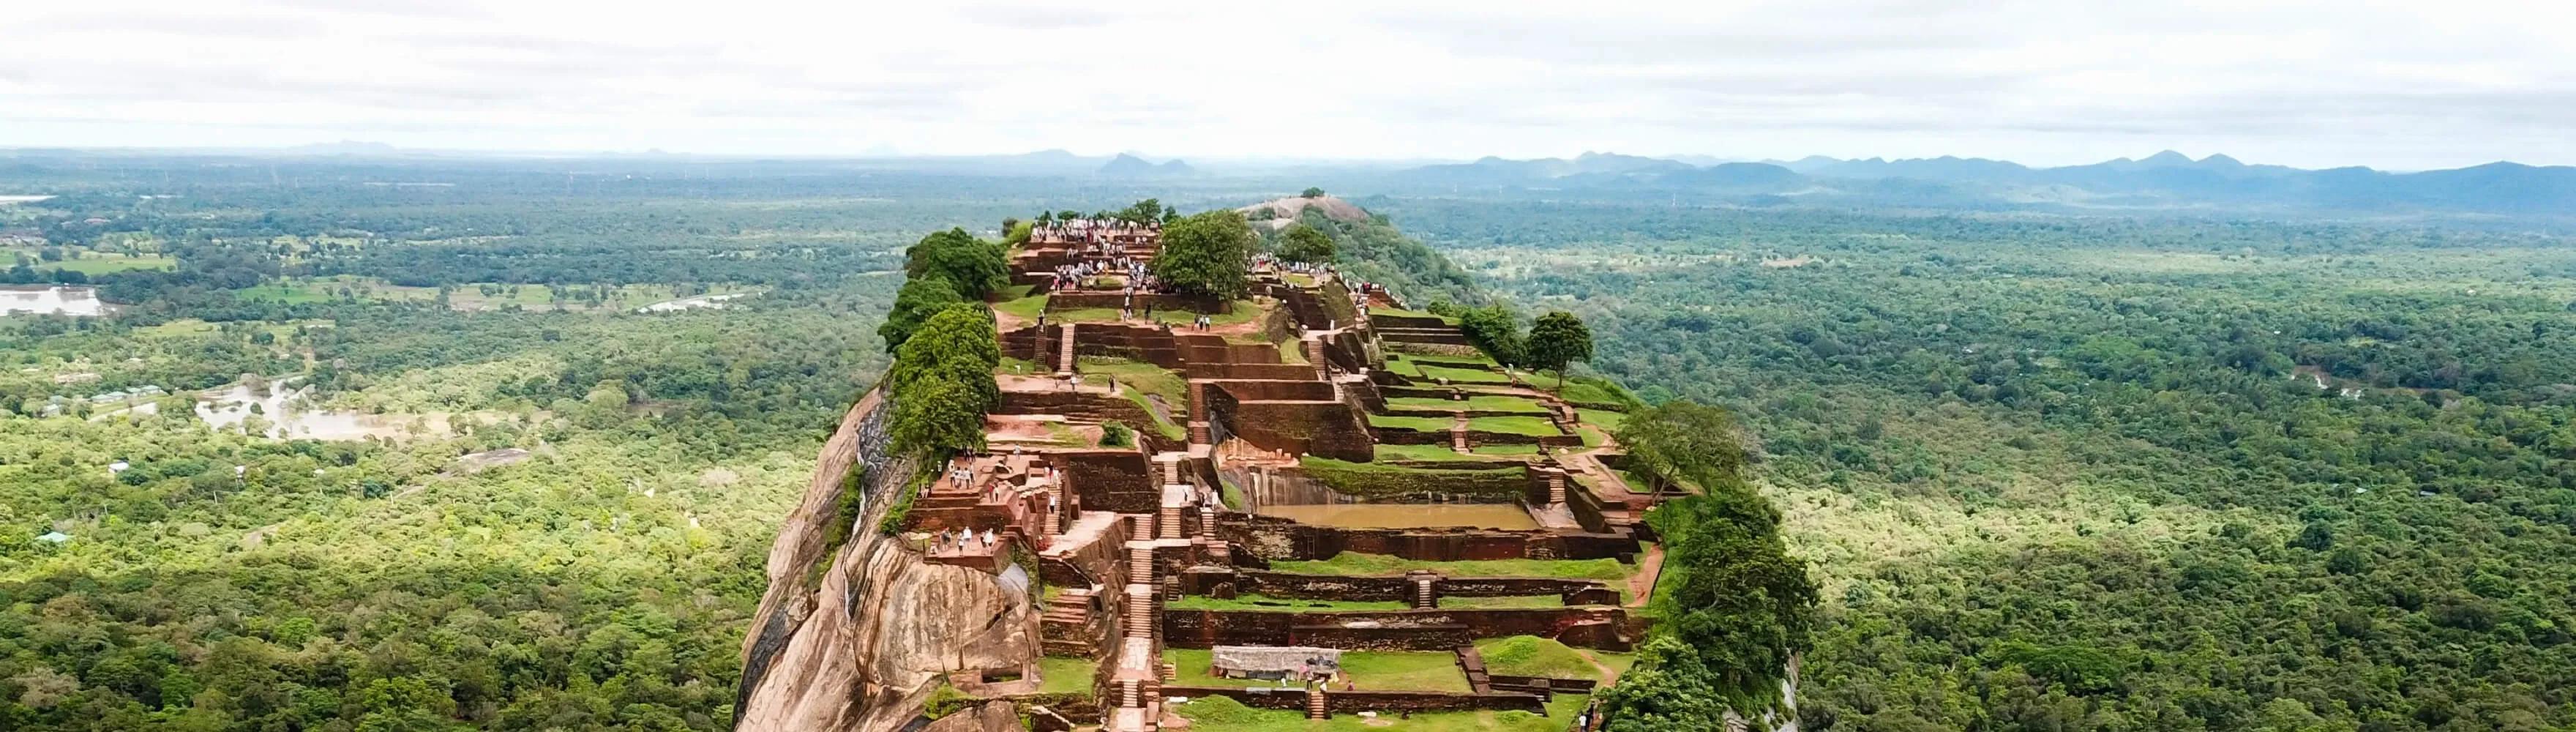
[1614,400,1751,491]
[1301,187,1325,198]
[891,378,990,455]
[886,303,1000,456]
[1153,210,1254,299]
[1117,198,1164,223]
[1278,224,1336,264]
[886,304,1000,406]
[902,228,1008,299]
[877,275,963,352]
[1456,305,1526,366]
[1603,400,1815,728]
[1526,310,1593,389]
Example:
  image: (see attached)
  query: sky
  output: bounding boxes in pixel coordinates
[2,0,2571,170]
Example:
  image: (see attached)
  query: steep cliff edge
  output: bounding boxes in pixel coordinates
[732,389,1040,732]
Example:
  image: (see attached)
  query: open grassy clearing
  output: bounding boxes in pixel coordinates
[1173,692,1588,732]
[1165,649,1470,693]
[1475,636,1628,681]
[1269,552,1633,584]
[1167,593,1409,612]
[1371,443,1539,462]
[23,253,179,274]
[989,285,1047,320]
[1368,306,1458,323]
[1049,299,1262,326]
[1443,594,1573,609]
[1385,395,1554,414]
[1036,657,1096,695]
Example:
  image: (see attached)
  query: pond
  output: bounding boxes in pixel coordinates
[0,285,112,317]
[636,292,751,313]
[195,382,438,440]
[1255,504,1538,531]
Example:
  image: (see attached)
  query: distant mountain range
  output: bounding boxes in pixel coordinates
[1098,153,1194,178]
[1379,150,2576,215]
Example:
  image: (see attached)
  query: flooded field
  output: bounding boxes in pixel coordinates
[195,383,444,440]
[1,286,111,316]
[637,292,752,313]
[1256,503,1538,530]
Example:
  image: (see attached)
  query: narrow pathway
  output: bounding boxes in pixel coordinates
[1625,544,1665,608]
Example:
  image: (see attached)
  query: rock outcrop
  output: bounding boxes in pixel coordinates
[733,389,1041,732]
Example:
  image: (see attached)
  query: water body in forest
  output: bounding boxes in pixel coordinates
[1256,504,1538,530]
[0,285,112,316]
[636,292,751,313]
[195,383,439,440]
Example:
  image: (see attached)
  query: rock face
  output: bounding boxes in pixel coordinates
[733,389,1041,732]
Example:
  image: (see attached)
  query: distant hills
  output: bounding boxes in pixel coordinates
[1379,150,2576,215]
[1098,153,1194,178]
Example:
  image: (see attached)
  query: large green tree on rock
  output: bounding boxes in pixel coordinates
[888,303,1000,455]
[903,228,1008,299]
[1603,400,1816,731]
[1526,310,1594,389]
[1278,223,1336,264]
[1153,210,1254,300]
[877,274,962,353]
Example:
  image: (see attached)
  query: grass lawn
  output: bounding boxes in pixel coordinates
[1036,657,1096,695]
[1374,444,1476,462]
[1469,416,1562,436]
[1078,356,1188,441]
[1173,692,1587,732]
[1050,299,1262,327]
[1445,595,1570,609]
[1475,636,1621,681]
[1167,594,1409,612]
[1371,443,1542,463]
[1268,552,1633,585]
[42,253,176,274]
[1576,424,1611,448]
[1077,356,1186,405]
[1367,306,1458,324]
[1534,375,1636,408]
[1166,649,1469,693]
[1368,414,1453,433]
[1580,408,1626,432]
[991,286,1047,321]
[1385,395,1552,414]
[1415,363,1513,384]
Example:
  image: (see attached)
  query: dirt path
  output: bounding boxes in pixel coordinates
[1626,543,1665,608]
[1572,646,1624,686]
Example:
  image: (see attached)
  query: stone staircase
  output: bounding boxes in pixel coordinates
[1039,589,1100,656]
[1306,685,1328,720]
[1055,324,1077,377]
[1157,503,1183,540]
[1450,411,1470,453]
[1412,576,1437,609]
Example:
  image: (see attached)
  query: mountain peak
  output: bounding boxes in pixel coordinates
[2141,150,2194,165]
[1098,153,1191,176]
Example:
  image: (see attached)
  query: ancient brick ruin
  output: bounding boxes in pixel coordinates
[885,212,1670,731]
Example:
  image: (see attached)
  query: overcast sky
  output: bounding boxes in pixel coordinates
[3,0,2569,169]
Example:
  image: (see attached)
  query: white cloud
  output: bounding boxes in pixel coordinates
[1,0,2569,168]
